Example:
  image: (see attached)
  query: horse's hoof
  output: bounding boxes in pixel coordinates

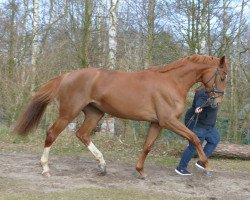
[204,171,212,177]
[98,164,107,176]
[133,171,149,181]
[138,174,149,181]
[138,175,149,181]
[137,173,149,181]
[42,172,51,177]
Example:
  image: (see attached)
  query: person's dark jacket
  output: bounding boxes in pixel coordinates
[184,88,218,129]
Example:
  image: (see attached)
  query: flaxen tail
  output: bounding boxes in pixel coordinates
[14,76,63,136]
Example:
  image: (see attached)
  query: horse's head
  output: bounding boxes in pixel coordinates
[202,56,228,107]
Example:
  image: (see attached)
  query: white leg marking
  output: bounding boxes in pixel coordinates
[40,147,51,174]
[88,142,106,165]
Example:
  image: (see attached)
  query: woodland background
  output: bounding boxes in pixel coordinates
[0,0,249,144]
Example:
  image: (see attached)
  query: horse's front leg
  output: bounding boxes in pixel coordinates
[159,118,210,171]
[136,122,162,180]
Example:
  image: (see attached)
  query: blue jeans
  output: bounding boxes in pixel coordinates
[177,126,220,170]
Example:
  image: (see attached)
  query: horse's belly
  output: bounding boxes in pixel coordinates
[91,101,158,122]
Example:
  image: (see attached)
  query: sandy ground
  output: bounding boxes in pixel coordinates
[0,152,249,199]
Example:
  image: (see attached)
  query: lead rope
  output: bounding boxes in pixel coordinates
[186,98,209,129]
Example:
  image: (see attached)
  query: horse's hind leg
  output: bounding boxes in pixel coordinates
[40,100,83,177]
[40,117,70,177]
[76,105,106,175]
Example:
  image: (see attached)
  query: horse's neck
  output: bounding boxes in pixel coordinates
[169,63,205,94]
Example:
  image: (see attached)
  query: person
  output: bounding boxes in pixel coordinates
[175,84,221,175]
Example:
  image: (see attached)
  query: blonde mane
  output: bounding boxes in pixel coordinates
[147,54,220,73]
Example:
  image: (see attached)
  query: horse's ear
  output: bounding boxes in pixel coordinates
[219,56,226,67]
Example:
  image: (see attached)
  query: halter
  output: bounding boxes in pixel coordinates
[204,67,226,96]
[203,67,227,108]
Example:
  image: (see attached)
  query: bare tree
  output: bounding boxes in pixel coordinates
[20,0,29,66]
[200,0,208,54]
[231,0,248,142]
[31,0,39,68]
[146,0,155,66]
[7,0,16,76]
[108,0,119,70]
[81,0,92,67]
[97,0,104,67]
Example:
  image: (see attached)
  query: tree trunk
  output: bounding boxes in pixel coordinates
[195,0,200,53]
[221,0,228,57]
[190,0,196,54]
[81,0,92,67]
[200,0,208,54]
[31,0,39,68]
[21,0,29,66]
[213,143,250,160]
[107,0,119,135]
[97,0,103,67]
[108,0,119,70]
[207,1,212,55]
[8,0,16,77]
[146,0,155,67]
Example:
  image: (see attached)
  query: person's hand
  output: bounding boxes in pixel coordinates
[195,107,203,113]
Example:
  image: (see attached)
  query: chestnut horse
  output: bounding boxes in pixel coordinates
[14,54,228,178]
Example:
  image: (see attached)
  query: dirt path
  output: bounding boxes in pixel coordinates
[0,152,249,199]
